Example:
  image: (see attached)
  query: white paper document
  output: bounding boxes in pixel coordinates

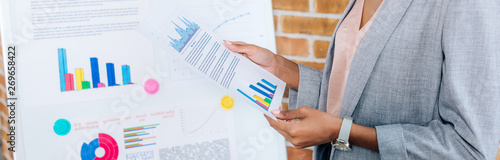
[137,3,285,120]
[12,0,155,108]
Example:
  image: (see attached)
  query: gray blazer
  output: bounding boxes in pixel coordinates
[288,0,500,159]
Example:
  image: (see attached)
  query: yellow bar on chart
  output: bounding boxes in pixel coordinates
[254,95,270,106]
[75,68,84,90]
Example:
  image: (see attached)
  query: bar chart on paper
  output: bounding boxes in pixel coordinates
[237,79,277,111]
[58,48,134,92]
[123,124,159,149]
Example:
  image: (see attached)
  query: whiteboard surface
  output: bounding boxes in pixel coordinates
[0,0,285,159]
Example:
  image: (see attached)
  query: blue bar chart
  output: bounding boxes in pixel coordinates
[168,17,200,52]
[57,48,133,92]
[237,79,277,111]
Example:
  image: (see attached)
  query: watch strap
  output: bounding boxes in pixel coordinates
[338,118,353,142]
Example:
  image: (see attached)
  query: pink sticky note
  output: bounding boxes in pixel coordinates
[144,79,159,95]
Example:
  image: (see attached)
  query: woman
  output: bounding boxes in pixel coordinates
[225,0,499,159]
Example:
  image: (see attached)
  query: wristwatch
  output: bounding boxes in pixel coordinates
[332,118,353,151]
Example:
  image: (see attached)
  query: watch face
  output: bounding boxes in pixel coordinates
[332,140,351,151]
[333,144,352,151]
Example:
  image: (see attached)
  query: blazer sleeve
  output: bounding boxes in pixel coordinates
[375,1,500,159]
[288,64,323,110]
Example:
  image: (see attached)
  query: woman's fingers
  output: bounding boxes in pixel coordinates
[224,40,259,56]
[264,115,293,140]
[223,40,279,75]
[265,115,289,131]
[229,41,247,45]
[272,106,309,120]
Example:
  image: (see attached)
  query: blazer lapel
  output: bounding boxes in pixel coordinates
[340,0,413,118]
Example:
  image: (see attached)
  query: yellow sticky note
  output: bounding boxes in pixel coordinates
[221,95,234,110]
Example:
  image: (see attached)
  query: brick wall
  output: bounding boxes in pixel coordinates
[273,0,349,108]
[272,0,349,159]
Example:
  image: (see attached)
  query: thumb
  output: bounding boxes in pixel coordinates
[272,107,307,120]
[224,40,258,56]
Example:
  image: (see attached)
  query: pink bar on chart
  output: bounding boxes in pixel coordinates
[255,100,270,111]
[97,83,106,88]
[65,74,74,91]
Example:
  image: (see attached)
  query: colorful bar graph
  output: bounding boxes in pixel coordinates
[123,124,159,149]
[255,100,269,110]
[124,131,146,137]
[58,48,68,91]
[75,68,84,90]
[122,65,131,85]
[237,79,277,111]
[107,63,118,86]
[123,124,159,132]
[57,48,133,92]
[65,74,74,91]
[124,136,157,143]
[250,84,271,99]
[254,95,270,106]
[262,79,276,89]
[125,143,157,149]
[90,58,100,88]
[257,82,274,93]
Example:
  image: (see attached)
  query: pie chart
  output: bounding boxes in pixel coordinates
[81,133,119,160]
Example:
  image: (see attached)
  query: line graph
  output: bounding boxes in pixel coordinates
[212,12,251,32]
[180,105,227,136]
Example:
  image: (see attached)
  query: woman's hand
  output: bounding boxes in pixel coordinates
[265,106,343,148]
[266,106,380,151]
[224,41,278,75]
[224,41,300,90]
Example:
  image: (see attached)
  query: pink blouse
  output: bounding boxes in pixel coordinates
[326,0,384,116]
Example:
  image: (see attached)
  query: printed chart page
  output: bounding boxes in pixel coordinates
[2,0,239,159]
[158,0,277,82]
[10,0,155,108]
[138,2,286,120]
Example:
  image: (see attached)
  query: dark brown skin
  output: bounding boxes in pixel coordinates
[223,0,384,152]
[361,0,384,29]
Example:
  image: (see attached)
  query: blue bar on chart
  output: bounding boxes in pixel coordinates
[262,79,277,90]
[249,85,272,99]
[106,63,118,86]
[122,65,131,85]
[58,48,68,92]
[90,58,100,88]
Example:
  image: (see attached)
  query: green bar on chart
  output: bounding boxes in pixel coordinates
[82,81,91,89]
